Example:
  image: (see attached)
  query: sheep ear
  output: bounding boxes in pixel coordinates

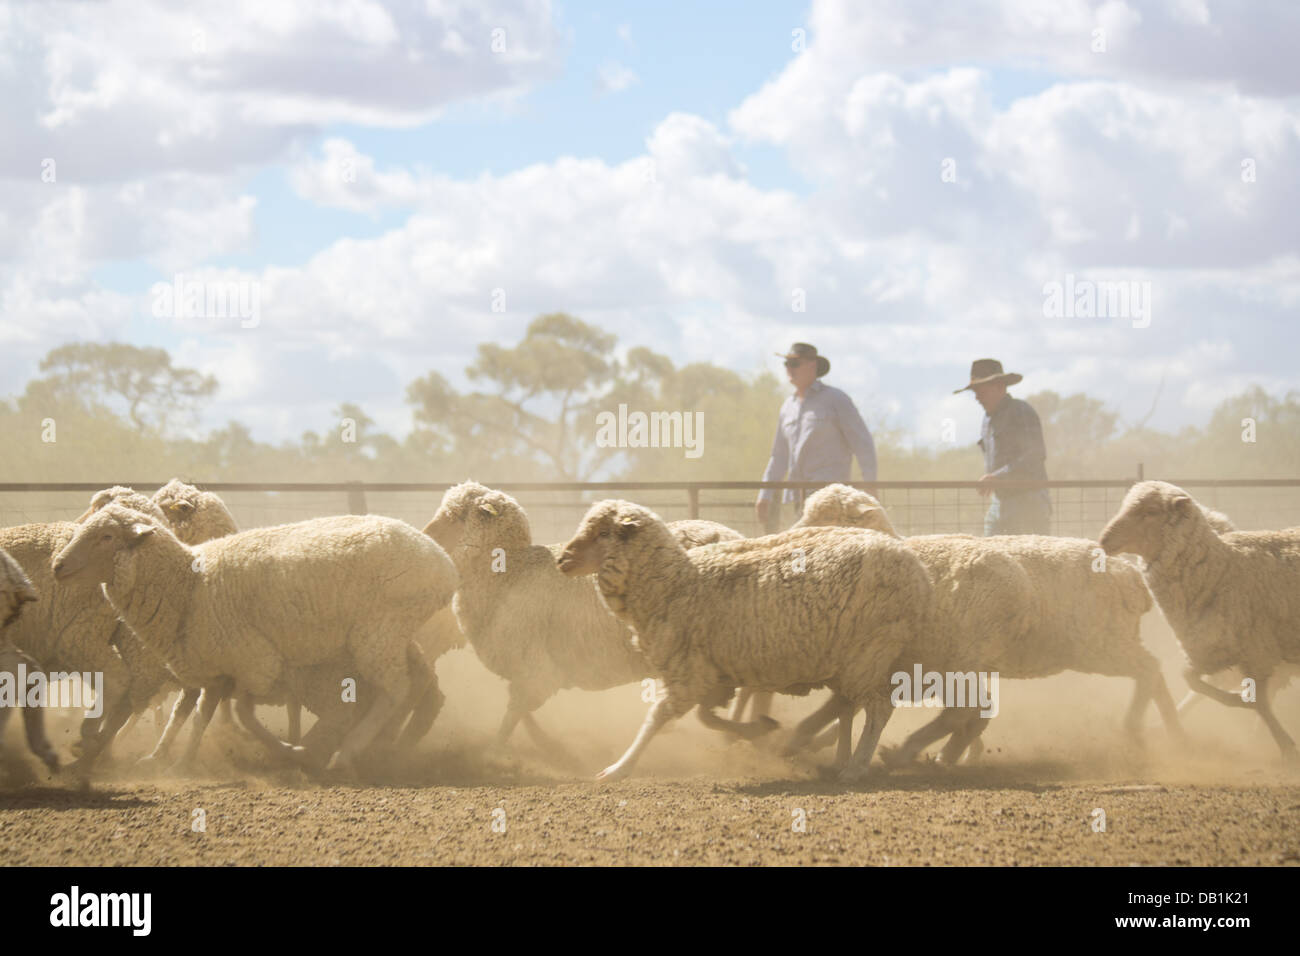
[478,501,499,517]
[168,501,194,515]
[128,523,155,543]
[1171,494,1194,515]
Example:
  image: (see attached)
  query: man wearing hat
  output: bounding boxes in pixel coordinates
[955,358,1051,536]
[756,343,877,530]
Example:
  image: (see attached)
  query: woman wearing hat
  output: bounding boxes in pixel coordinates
[755,343,877,530]
[955,358,1051,536]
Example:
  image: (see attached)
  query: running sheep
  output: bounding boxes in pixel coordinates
[422,482,748,766]
[52,505,457,773]
[0,489,174,775]
[790,483,1183,765]
[557,499,936,781]
[1101,480,1300,761]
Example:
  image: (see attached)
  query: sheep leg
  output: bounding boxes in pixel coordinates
[747,691,775,720]
[728,688,753,722]
[597,698,671,782]
[67,690,133,779]
[839,697,895,783]
[520,713,584,769]
[782,693,851,755]
[1175,690,1202,714]
[1252,674,1298,763]
[330,691,400,774]
[287,700,302,747]
[696,705,779,741]
[397,673,445,751]
[139,687,199,766]
[880,708,966,767]
[1145,670,1186,747]
[494,702,527,748]
[938,711,988,765]
[21,707,61,772]
[1184,668,1253,709]
[170,684,228,772]
[235,694,313,767]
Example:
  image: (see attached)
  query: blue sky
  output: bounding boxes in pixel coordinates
[5,0,1299,454]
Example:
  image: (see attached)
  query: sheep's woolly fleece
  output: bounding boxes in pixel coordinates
[1102,481,1300,688]
[562,499,936,721]
[422,482,741,718]
[791,482,1179,764]
[55,506,457,716]
[423,482,647,717]
[0,546,37,629]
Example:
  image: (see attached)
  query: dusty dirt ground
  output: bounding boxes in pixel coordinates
[3,616,1300,866]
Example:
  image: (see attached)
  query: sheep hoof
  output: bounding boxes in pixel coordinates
[595,764,628,783]
[38,751,61,773]
[836,764,872,785]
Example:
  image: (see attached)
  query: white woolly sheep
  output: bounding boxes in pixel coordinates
[1101,480,1300,761]
[53,505,457,773]
[557,500,937,781]
[422,483,743,766]
[790,483,1183,766]
[0,491,174,775]
[0,548,54,773]
[75,482,249,763]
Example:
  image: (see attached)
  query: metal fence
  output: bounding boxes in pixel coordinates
[2,478,1298,542]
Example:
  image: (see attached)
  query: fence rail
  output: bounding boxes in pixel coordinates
[2,478,1298,542]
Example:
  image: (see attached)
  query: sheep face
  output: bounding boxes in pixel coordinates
[53,504,157,586]
[557,501,651,577]
[423,481,531,555]
[794,484,898,537]
[151,478,235,543]
[0,550,37,628]
[1100,480,1200,559]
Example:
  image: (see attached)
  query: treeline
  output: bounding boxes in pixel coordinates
[2,315,1296,483]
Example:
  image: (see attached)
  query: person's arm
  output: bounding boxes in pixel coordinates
[757,413,790,503]
[834,392,877,484]
[987,402,1046,479]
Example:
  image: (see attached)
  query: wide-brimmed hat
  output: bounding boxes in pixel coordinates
[953,358,1022,394]
[776,342,829,377]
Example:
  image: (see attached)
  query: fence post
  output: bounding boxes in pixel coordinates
[688,485,700,519]
[1137,462,1144,481]
[346,481,368,515]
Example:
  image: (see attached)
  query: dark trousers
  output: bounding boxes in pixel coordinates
[984,492,1051,536]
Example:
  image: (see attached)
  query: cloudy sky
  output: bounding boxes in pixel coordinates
[2,0,1297,452]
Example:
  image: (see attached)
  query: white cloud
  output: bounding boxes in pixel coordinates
[597,61,639,94]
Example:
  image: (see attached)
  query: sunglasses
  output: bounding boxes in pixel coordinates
[783,358,808,369]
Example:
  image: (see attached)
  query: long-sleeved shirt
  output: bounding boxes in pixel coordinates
[978,395,1049,495]
[758,380,877,503]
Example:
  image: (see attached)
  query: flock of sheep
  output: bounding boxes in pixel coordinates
[0,476,1297,786]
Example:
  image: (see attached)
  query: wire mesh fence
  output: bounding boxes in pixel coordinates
[2,478,1298,542]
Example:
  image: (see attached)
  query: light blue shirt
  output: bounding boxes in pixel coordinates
[758,380,877,503]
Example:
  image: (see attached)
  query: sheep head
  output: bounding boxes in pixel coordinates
[151,478,238,544]
[422,481,531,555]
[0,549,37,628]
[557,499,664,577]
[1100,480,1202,559]
[76,485,165,526]
[53,504,160,586]
[793,484,899,538]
